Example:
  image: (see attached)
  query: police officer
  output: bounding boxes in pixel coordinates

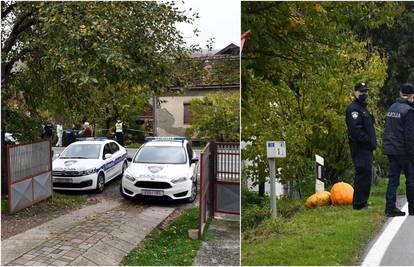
[346,82,377,210]
[115,119,124,146]
[382,83,414,217]
[43,121,53,140]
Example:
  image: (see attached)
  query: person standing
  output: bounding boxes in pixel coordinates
[43,121,53,140]
[345,82,377,210]
[382,83,414,217]
[66,124,77,145]
[83,121,92,137]
[115,119,124,146]
[56,123,63,147]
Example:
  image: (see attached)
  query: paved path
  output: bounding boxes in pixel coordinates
[362,198,414,266]
[193,214,240,266]
[2,201,175,266]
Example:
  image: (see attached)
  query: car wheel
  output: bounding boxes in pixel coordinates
[120,183,133,200]
[186,180,197,203]
[95,173,105,193]
[119,161,128,178]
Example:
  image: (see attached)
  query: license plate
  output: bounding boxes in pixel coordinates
[53,178,73,183]
[142,190,164,196]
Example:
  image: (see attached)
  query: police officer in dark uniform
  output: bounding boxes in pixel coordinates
[43,121,53,139]
[382,83,414,217]
[346,82,377,210]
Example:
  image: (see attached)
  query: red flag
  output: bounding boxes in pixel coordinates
[241,31,250,52]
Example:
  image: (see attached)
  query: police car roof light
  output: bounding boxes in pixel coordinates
[145,137,185,143]
[76,137,108,141]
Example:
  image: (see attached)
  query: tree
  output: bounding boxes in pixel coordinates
[1,1,200,191]
[241,2,402,197]
[350,2,414,111]
[1,1,200,139]
[186,91,240,142]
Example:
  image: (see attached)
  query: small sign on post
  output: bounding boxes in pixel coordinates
[315,154,325,192]
[266,141,286,218]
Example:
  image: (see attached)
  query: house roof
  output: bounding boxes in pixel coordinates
[215,43,240,56]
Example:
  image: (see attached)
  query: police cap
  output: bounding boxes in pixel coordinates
[401,83,414,95]
[354,82,368,92]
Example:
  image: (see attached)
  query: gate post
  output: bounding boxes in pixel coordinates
[209,141,215,217]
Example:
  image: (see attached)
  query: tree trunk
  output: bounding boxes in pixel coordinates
[258,181,265,197]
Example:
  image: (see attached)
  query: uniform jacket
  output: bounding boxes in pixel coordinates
[383,97,414,157]
[346,98,377,151]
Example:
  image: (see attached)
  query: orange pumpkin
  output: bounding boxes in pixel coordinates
[305,191,331,208]
[330,182,353,205]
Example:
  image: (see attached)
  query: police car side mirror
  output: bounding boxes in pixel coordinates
[191,158,199,164]
[104,153,112,159]
[55,153,60,158]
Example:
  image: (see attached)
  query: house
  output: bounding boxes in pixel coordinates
[155,43,240,137]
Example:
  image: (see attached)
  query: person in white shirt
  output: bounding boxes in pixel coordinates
[56,123,63,147]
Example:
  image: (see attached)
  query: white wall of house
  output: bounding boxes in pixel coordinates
[158,95,203,128]
[157,88,238,137]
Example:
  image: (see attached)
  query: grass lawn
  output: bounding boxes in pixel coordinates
[122,207,207,266]
[1,195,8,213]
[242,178,404,266]
[1,192,87,214]
[50,192,87,207]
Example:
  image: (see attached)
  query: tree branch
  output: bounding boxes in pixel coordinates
[2,11,36,55]
[1,1,16,18]
[1,48,32,87]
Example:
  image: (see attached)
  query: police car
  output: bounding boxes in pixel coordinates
[52,138,128,193]
[120,137,199,202]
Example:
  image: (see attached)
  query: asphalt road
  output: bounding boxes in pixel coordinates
[362,199,414,266]
[380,214,414,265]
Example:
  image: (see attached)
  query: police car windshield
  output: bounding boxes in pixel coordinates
[134,146,186,164]
[60,144,101,159]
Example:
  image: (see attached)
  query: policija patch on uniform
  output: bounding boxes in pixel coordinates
[352,111,359,119]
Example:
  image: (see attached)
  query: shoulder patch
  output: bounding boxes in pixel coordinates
[351,111,359,120]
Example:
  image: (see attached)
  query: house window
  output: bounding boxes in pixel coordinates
[184,103,192,124]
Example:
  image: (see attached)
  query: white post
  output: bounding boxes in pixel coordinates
[268,158,277,218]
[266,140,286,219]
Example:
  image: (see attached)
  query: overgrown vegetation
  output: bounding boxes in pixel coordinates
[0,192,87,214]
[241,1,411,197]
[186,91,240,142]
[242,187,303,230]
[122,208,206,266]
[242,179,406,265]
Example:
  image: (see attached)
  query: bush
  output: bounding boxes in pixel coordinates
[242,188,304,231]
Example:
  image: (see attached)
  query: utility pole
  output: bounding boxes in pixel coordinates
[152,95,158,136]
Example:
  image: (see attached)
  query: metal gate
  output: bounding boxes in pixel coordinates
[198,143,214,238]
[198,141,240,238]
[214,142,240,214]
[7,140,52,213]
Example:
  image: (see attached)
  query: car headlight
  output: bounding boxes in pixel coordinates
[80,168,96,175]
[124,172,135,182]
[171,177,187,183]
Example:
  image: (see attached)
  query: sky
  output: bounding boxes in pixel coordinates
[174,0,240,51]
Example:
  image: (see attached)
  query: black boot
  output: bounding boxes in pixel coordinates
[385,208,406,217]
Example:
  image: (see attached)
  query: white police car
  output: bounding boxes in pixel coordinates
[52,138,128,193]
[120,137,199,202]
